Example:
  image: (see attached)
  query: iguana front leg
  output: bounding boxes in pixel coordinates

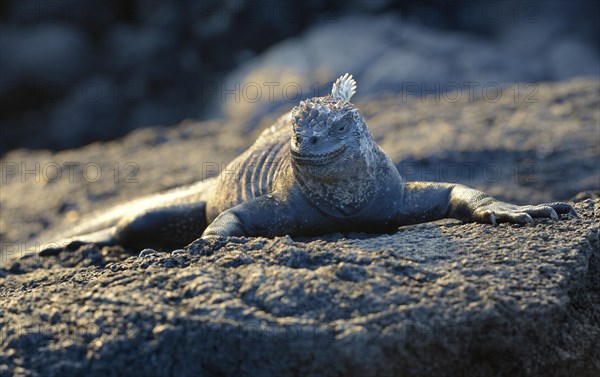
[202,193,305,238]
[399,182,577,225]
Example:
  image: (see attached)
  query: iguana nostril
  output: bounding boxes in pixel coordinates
[310,136,318,144]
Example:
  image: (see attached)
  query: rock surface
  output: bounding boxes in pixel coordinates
[0,77,599,376]
[219,15,600,131]
[0,200,598,377]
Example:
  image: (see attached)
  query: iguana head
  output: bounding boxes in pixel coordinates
[290,73,376,181]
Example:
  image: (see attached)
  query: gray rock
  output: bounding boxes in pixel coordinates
[0,200,598,376]
[548,38,600,80]
[219,15,600,132]
[47,76,121,148]
[0,76,599,376]
[0,24,90,84]
[171,249,187,256]
[138,248,158,258]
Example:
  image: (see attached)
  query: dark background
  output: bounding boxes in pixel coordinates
[1,0,598,155]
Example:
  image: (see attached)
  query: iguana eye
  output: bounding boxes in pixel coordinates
[336,113,353,132]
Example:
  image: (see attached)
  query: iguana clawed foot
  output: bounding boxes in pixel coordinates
[472,201,577,225]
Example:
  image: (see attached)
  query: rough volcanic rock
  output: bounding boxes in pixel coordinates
[0,200,598,377]
[218,15,600,131]
[0,77,598,376]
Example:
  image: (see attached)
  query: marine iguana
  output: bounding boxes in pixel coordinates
[41,73,577,255]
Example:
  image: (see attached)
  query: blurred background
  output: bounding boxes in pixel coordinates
[1,0,598,156]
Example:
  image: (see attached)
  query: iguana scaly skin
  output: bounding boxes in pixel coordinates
[41,74,577,254]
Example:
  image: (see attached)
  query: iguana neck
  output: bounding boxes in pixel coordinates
[292,160,377,218]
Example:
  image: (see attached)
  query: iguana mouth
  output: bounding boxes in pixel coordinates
[291,145,346,165]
